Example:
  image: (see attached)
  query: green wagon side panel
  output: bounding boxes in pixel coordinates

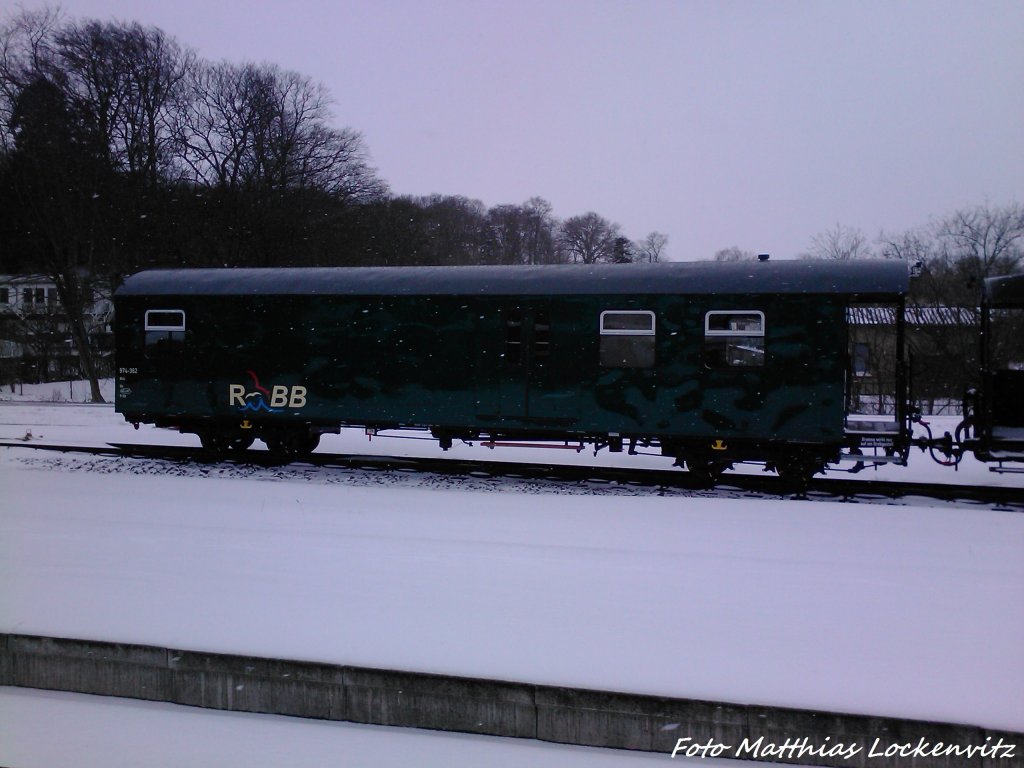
[116,288,851,445]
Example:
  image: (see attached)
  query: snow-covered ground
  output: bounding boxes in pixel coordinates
[1,382,1023,767]
[0,378,110,404]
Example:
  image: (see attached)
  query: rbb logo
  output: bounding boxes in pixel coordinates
[229,371,307,413]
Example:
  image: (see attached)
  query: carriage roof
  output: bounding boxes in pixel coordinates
[117,259,910,300]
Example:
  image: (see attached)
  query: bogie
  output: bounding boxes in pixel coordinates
[199,430,256,454]
[772,454,826,490]
[684,456,733,487]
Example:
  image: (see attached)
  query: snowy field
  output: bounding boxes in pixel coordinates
[1,380,1023,767]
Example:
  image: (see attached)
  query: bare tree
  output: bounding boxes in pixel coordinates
[635,231,668,262]
[418,195,487,265]
[937,202,1024,279]
[0,8,61,152]
[52,20,129,169]
[928,203,1024,384]
[802,223,872,260]
[175,60,381,200]
[176,61,276,189]
[106,22,192,185]
[481,204,521,265]
[560,212,620,264]
[713,245,751,262]
[522,197,559,264]
[171,59,385,265]
[1,15,194,183]
[878,228,932,264]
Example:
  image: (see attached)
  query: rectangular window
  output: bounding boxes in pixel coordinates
[0,288,8,304]
[145,309,186,347]
[600,310,655,368]
[145,310,186,331]
[704,310,765,368]
[20,288,46,306]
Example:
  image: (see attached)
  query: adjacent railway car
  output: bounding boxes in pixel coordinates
[114,260,912,483]
[959,272,1024,467]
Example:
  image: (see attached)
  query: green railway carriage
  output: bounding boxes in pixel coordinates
[114,259,911,482]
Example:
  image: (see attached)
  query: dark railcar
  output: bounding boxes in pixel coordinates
[114,260,911,482]
[960,273,1024,466]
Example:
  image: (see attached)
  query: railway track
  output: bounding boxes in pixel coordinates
[3,438,1022,510]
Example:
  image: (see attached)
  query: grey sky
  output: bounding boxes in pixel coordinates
[34,0,1024,260]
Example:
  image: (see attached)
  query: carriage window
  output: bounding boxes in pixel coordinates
[600,310,655,368]
[145,309,186,346]
[704,311,764,368]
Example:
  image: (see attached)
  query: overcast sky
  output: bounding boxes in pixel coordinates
[29,0,1024,260]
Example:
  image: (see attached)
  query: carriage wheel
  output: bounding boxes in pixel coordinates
[263,430,320,460]
[200,430,255,454]
[226,434,256,451]
[685,456,730,487]
[774,455,822,490]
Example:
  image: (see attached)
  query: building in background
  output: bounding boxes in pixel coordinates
[0,274,113,389]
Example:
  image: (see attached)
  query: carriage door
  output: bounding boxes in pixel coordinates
[499,305,578,425]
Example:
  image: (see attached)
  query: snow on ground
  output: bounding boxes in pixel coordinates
[1,386,1023,742]
[0,687,673,767]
